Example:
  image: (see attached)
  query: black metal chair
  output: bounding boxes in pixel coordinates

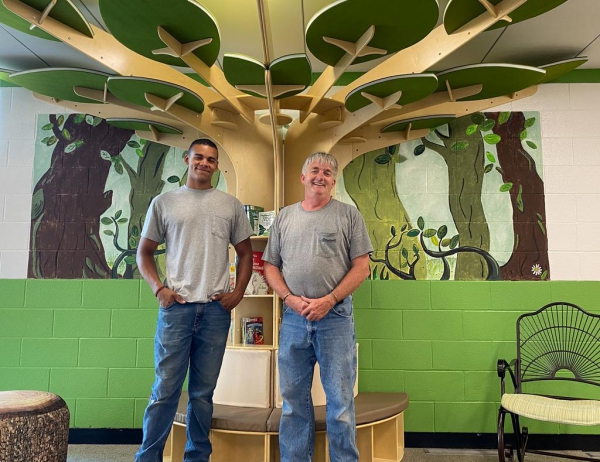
[497,302,600,462]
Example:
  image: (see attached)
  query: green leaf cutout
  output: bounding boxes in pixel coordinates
[486,151,496,163]
[417,216,425,230]
[167,176,180,184]
[499,112,510,124]
[42,123,53,131]
[526,141,537,150]
[414,145,426,156]
[525,117,536,128]
[499,182,513,192]
[484,164,493,173]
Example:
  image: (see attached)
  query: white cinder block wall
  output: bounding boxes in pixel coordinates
[1,84,600,280]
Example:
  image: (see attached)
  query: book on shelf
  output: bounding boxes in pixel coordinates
[258,210,275,236]
[241,316,264,345]
[244,251,272,295]
[244,204,264,235]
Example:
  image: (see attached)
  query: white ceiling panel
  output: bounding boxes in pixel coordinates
[483,0,600,68]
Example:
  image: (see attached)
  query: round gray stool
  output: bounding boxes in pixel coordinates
[0,390,70,462]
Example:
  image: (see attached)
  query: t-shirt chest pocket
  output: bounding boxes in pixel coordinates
[317,232,337,258]
[211,215,231,240]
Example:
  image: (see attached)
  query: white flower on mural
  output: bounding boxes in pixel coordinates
[531,264,543,276]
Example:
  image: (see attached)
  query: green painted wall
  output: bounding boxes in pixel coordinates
[2,278,600,434]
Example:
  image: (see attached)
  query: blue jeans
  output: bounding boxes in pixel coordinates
[135,301,231,462]
[278,296,359,462]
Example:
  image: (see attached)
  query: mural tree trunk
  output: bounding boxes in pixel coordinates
[29,114,133,278]
[421,116,491,280]
[117,141,169,278]
[343,148,427,279]
[485,111,550,280]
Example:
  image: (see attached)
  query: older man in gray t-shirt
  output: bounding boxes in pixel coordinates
[263,151,372,462]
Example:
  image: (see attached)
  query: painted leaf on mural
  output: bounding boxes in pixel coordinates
[466,124,478,135]
[480,119,495,132]
[484,134,501,144]
[414,145,425,156]
[452,141,469,151]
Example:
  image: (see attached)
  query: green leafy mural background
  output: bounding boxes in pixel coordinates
[29,113,225,279]
[338,111,549,281]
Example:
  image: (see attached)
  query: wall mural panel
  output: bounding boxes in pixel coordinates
[29,113,225,279]
[341,111,548,281]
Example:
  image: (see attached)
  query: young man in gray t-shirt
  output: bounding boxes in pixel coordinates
[263,152,372,462]
[135,139,253,462]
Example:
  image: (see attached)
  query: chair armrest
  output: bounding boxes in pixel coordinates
[497,358,518,396]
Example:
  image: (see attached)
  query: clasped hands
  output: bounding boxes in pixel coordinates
[287,294,335,321]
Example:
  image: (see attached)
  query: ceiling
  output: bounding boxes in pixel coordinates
[0,0,599,77]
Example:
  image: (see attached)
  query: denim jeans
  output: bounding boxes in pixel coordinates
[135,300,231,462]
[278,296,359,462]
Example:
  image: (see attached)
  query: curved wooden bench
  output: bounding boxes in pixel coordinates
[165,392,409,462]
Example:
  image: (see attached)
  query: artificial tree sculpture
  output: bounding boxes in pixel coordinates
[0,0,585,215]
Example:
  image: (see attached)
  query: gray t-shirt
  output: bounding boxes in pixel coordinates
[142,186,253,303]
[263,199,373,299]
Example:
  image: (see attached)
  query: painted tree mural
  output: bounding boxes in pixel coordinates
[29,114,133,278]
[484,111,549,280]
[100,139,169,278]
[343,146,427,280]
[416,115,492,280]
[340,111,548,281]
